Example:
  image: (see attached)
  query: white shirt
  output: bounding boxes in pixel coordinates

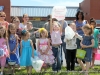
[19,23,27,30]
[64,33,82,50]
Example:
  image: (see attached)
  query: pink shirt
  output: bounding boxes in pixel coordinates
[51,31,62,45]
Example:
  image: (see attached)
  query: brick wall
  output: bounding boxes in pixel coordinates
[80,0,100,25]
[0,0,10,22]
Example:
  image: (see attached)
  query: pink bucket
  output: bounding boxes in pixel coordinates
[95,50,100,60]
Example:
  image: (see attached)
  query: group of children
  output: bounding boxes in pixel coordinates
[0,11,99,75]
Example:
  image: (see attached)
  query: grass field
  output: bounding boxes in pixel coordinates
[3,65,100,75]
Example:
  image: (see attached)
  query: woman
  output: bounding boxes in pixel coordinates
[0,11,9,29]
[19,14,29,30]
[74,11,88,64]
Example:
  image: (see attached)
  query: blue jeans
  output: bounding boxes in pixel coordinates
[61,35,66,60]
[52,46,61,71]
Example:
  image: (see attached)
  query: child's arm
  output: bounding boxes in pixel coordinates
[6,38,10,54]
[20,41,22,55]
[86,39,94,48]
[13,35,18,53]
[75,33,83,40]
[37,39,43,54]
[60,20,64,34]
[30,40,34,58]
[50,15,53,34]
[44,39,50,54]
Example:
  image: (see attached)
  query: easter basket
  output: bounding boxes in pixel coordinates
[76,49,86,59]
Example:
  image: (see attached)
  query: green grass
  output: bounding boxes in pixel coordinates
[3,65,100,75]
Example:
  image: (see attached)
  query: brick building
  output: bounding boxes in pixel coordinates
[80,0,100,25]
[0,0,10,22]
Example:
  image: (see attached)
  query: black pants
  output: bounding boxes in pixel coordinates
[66,49,76,71]
[33,43,36,50]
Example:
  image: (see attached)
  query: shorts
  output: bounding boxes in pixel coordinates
[92,48,97,59]
[0,56,6,67]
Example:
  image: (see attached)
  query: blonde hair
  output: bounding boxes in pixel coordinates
[0,11,6,16]
[0,26,7,39]
[39,28,48,38]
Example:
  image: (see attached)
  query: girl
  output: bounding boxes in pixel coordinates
[0,26,9,75]
[37,28,54,68]
[7,24,20,74]
[0,12,9,29]
[90,18,99,68]
[64,23,82,71]
[77,24,94,75]
[19,14,29,30]
[20,30,34,75]
[50,17,63,71]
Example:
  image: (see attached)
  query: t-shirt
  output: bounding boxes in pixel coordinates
[28,28,36,43]
[51,31,62,45]
[93,28,99,48]
[64,33,82,49]
[59,20,67,36]
[75,20,87,35]
[19,23,27,30]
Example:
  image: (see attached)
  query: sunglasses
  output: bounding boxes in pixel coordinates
[0,16,5,17]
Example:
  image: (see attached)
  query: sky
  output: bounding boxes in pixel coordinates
[11,0,83,7]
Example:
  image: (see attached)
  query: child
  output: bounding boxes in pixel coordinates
[37,28,54,68]
[20,30,34,75]
[27,22,37,50]
[50,18,62,71]
[7,24,20,74]
[89,18,99,68]
[0,26,9,75]
[77,24,94,75]
[64,23,82,71]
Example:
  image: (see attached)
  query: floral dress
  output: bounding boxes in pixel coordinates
[38,38,54,65]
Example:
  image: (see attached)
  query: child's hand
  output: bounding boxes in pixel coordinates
[80,43,87,48]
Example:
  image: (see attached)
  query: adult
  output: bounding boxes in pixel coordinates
[74,11,88,49]
[19,14,29,30]
[74,11,88,64]
[59,20,67,64]
[43,15,59,38]
[0,11,9,29]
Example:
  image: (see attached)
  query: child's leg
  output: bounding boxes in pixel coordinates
[66,49,71,71]
[1,56,6,74]
[71,49,76,71]
[77,59,86,71]
[85,62,90,75]
[90,53,95,68]
[28,66,32,75]
[12,65,15,74]
[26,66,29,74]
[52,47,58,71]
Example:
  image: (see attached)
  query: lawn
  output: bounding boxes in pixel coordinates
[4,65,100,75]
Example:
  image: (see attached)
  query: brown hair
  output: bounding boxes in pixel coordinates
[90,18,96,28]
[82,24,93,35]
[8,23,16,39]
[0,26,7,39]
[40,29,48,38]
[11,16,19,23]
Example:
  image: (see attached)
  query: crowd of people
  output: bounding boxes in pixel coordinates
[0,10,99,75]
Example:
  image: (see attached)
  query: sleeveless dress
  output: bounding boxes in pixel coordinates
[51,31,62,45]
[0,38,9,66]
[20,39,32,66]
[8,35,19,64]
[38,38,54,65]
[82,35,94,62]
[0,38,9,57]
